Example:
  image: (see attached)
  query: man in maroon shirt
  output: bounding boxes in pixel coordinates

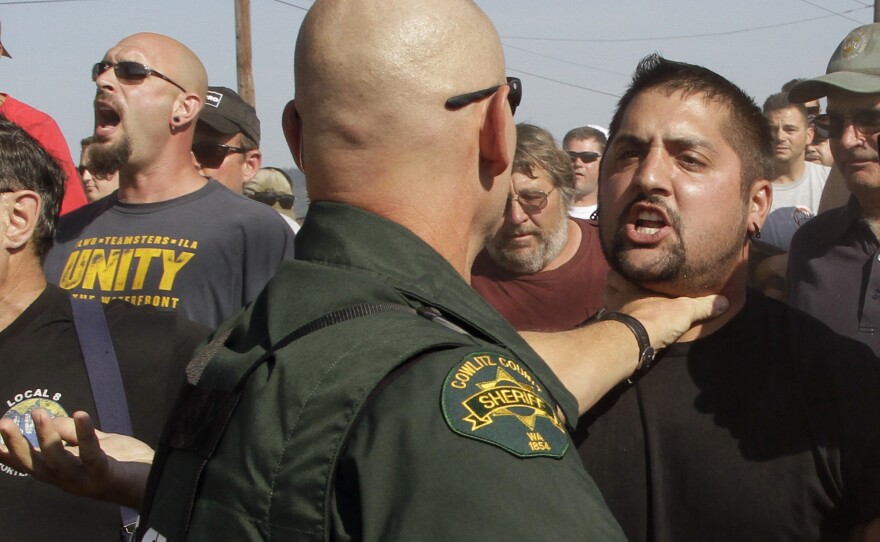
[471,123,609,331]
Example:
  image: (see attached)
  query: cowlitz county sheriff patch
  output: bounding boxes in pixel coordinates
[441,351,569,458]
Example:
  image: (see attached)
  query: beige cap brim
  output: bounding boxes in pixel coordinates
[789,71,880,103]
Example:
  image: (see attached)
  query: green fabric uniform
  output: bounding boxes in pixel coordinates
[136,202,624,542]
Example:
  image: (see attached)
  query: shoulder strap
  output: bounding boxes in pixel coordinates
[138,302,473,541]
[69,297,138,540]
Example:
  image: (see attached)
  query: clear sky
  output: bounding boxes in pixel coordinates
[0,0,874,170]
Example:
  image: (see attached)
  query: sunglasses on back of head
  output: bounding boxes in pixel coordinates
[245,190,295,210]
[445,77,522,115]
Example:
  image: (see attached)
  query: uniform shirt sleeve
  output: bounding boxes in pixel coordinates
[331,348,626,541]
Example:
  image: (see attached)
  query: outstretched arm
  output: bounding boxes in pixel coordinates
[524,272,729,415]
[0,409,153,510]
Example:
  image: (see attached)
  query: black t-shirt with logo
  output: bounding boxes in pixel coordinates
[0,284,208,541]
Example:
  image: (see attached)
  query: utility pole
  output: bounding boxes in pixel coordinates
[235,0,255,106]
[875,0,879,23]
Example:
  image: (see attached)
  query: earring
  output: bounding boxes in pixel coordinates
[173,116,180,123]
[752,222,761,239]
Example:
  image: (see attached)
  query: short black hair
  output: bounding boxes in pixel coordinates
[0,115,65,259]
[762,91,808,121]
[607,54,773,193]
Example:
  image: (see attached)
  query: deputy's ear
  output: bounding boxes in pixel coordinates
[282,100,305,172]
[2,191,40,250]
[478,85,514,178]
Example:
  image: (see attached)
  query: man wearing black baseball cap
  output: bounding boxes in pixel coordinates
[193,86,262,193]
[788,23,880,359]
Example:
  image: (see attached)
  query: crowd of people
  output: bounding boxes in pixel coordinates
[0,1,878,541]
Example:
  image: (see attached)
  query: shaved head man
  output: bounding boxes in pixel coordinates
[0,4,727,540]
[43,33,294,328]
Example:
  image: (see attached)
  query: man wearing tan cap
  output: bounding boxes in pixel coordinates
[244,167,300,233]
[788,23,880,358]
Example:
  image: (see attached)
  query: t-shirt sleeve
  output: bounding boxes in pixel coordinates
[241,209,296,305]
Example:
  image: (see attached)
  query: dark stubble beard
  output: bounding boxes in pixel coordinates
[603,195,747,292]
[87,132,132,177]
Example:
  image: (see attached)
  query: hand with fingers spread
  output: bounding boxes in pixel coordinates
[0,409,153,510]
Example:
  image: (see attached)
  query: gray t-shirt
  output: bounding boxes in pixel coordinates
[763,161,830,251]
[44,180,295,328]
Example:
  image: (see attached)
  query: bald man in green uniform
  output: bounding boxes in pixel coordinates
[0,1,726,540]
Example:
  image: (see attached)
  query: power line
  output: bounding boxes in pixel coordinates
[793,0,862,24]
[501,7,870,43]
[503,42,628,78]
[508,67,621,98]
[0,0,96,4]
[269,0,309,11]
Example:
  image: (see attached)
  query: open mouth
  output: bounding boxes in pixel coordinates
[626,202,672,244]
[634,210,666,235]
[94,100,121,138]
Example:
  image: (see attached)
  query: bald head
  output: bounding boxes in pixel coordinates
[293,0,506,182]
[110,33,208,103]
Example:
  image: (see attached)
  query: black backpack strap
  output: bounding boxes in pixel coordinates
[70,298,139,541]
[138,302,472,541]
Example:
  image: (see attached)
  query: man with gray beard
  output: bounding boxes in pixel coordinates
[471,123,609,331]
[42,33,294,328]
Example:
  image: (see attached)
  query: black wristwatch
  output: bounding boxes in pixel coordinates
[592,308,655,383]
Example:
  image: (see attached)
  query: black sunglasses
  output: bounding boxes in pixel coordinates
[192,141,250,168]
[567,151,601,163]
[245,190,295,210]
[445,77,522,115]
[92,61,188,93]
[815,109,880,139]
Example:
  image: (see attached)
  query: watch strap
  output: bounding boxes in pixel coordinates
[593,309,655,383]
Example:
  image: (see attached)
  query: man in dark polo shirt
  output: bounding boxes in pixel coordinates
[787,23,880,358]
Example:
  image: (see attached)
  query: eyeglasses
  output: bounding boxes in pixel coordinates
[509,185,556,214]
[192,142,250,168]
[816,109,880,139]
[446,77,522,116]
[92,61,188,93]
[244,190,295,210]
[567,151,601,163]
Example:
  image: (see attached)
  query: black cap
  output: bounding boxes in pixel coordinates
[199,86,260,145]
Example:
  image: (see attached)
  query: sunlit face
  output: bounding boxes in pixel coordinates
[79,147,120,202]
[563,137,602,202]
[598,89,751,296]
[92,36,183,172]
[826,89,880,197]
[766,106,812,166]
[486,169,569,274]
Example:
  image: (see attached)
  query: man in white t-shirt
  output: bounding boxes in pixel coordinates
[762,91,831,251]
[750,92,830,299]
[562,126,606,220]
